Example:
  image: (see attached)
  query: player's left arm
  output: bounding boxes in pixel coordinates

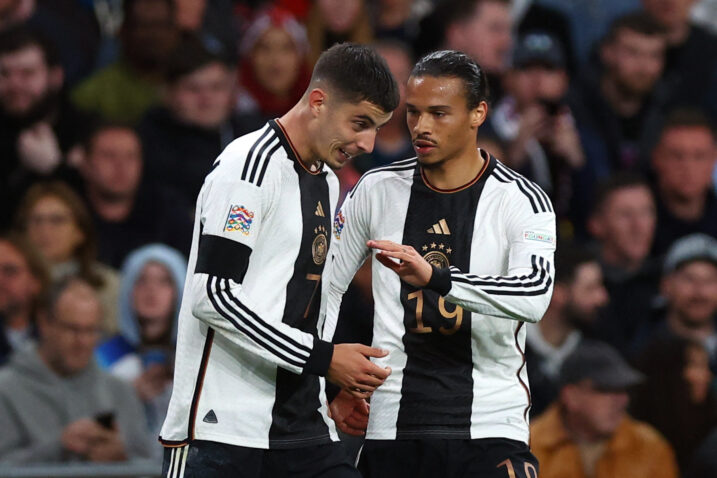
[371,193,556,323]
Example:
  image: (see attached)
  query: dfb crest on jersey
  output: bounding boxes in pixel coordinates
[224,205,254,235]
[421,241,453,269]
[313,225,328,265]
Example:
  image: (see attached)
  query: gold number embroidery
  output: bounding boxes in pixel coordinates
[304,274,321,318]
[407,290,463,334]
[407,291,432,333]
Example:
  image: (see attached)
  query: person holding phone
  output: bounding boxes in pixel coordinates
[486,31,584,223]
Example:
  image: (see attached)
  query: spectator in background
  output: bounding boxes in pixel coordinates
[531,340,679,478]
[72,0,180,124]
[441,0,513,100]
[0,0,101,86]
[641,0,717,114]
[651,109,717,255]
[139,35,240,206]
[372,0,422,47]
[587,174,660,355]
[0,26,92,230]
[0,277,151,463]
[640,234,717,366]
[631,337,717,473]
[526,245,609,417]
[570,13,668,208]
[14,181,119,335]
[173,0,236,59]
[96,244,186,441]
[79,124,192,269]
[488,31,585,221]
[0,234,49,365]
[306,0,373,65]
[235,6,311,128]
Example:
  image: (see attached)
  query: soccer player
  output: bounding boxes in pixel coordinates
[323,50,556,477]
[159,44,399,477]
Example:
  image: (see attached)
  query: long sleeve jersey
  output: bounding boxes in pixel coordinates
[160,121,340,450]
[321,152,556,444]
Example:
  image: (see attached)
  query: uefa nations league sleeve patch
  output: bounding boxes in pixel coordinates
[333,210,346,240]
[224,205,255,235]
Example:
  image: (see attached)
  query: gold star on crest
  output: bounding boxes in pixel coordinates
[422,245,428,251]
[438,243,444,250]
[446,247,452,254]
[430,242,436,248]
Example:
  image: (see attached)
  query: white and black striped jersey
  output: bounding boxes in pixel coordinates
[321,152,556,444]
[160,120,340,450]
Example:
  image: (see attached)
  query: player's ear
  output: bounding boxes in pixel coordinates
[470,101,488,129]
[308,88,328,117]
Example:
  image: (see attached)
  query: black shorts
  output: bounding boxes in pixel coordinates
[357,438,538,478]
[162,440,360,478]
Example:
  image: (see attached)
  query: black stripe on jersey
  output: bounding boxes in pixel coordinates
[210,160,221,172]
[241,125,274,181]
[248,135,280,185]
[188,328,214,441]
[493,162,553,213]
[269,152,333,448]
[450,255,553,296]
[195,234,251,283]
[205,277,309,368]
[394,156,495,439]
[349,158,418,198]
[256,142,282,187]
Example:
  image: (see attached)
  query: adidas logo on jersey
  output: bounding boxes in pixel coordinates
[203,409,218,424]
[427,219,451,235]
[315,201,325,217]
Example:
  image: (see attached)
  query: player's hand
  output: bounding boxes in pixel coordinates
[329,389,370,436]
[327,344,391,399]
[368,240,433,288]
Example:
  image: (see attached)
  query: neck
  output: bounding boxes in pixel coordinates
[4,308,31,331]
[88,187,135,222]
[600,76,643,117]
[659,187,706,221]
[667,310,715,341]
[278,105,321,170]
[538,307,575,347]
[562,408,609,444]
[600,246,643,273]
[422,146,485,190]
[665,22,690,46]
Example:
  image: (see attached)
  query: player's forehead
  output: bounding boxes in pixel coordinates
[338,99,393,127]
[406,75,466,107]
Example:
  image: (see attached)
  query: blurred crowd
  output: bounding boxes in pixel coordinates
[0,0,716,476]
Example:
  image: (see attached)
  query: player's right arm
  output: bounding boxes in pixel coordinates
[320,182,373,343]
[190,153,387,395]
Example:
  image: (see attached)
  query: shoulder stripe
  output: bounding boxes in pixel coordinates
[449,255,553,296]
[349,159,418,198]
[496,162,552,213]
[241,125,274,182]
[492,162,553,214]
[248,136,280,185]
[256,142,282,187]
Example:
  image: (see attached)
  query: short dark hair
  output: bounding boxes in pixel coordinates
[591,172,652,215]
[410,50,490,109]
[658,107,716,142]
[555,243,599,285]
[310,43,400,113]
[83,122,140,154]
[0,25,59,67]
[604,12,666,45]
[165,34,232,84]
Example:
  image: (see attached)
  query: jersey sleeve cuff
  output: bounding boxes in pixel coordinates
[304,339,334,376]
[426,265,452,296]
